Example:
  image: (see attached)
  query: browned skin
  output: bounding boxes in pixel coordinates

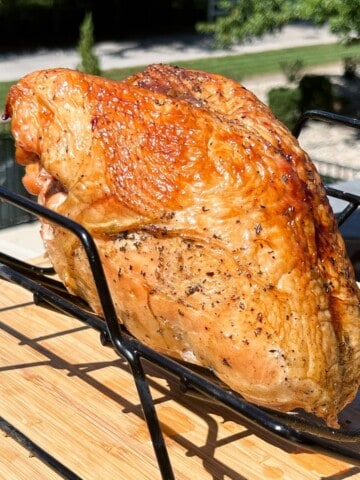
[4,66,360,426]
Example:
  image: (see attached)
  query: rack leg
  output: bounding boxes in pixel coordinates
[128,356,175,480]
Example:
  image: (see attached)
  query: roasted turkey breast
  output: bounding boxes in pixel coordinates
[4,66,360,427]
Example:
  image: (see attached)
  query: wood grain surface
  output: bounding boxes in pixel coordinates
[1,263,360,480]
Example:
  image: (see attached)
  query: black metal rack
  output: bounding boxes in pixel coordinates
[1,110,360,479]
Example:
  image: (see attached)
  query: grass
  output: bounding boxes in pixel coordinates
[1,41,360,118]
[105,42,360,81]
[0,80,15,119]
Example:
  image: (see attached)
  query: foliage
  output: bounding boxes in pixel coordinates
[343,57,360,79]
[268,86,301,130]
[0,120,11,138]
[0,1,206,45]
[77,12,101,76]
[280,59,304,83]
[197,0,293,47]
[298,74,334,113]
[0,81,14,109]
[197,0,360,47]
[296,0,360,44]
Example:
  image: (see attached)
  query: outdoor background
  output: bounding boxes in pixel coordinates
[0,0,207,51]
[1,0,360,242]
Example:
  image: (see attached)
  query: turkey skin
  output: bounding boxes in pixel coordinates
[4,66,360,427]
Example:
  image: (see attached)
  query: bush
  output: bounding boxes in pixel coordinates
[0,120,11,139]
[343,56,360,79]
[280,59,304,83]
[298,74,334,113]
[268,87,301,130]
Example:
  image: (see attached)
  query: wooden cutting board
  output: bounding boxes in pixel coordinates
[1,264,360,479]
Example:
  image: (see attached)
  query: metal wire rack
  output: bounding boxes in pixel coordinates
[1,110,360,479]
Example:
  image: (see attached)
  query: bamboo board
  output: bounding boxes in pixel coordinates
[1,267,360,479]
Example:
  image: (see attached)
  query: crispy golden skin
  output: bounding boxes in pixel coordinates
[5,66,360,426]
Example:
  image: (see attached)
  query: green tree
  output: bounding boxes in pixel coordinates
[297,0,360,43]
[197,0,293,47]
[77,11,101,76]
[197,0,360,47]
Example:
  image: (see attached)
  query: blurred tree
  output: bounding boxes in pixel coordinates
[297,0,360,43]
[197,0,293,47]
[0,0,207,49]
[197,0,360,47]
[77,11,101,75]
